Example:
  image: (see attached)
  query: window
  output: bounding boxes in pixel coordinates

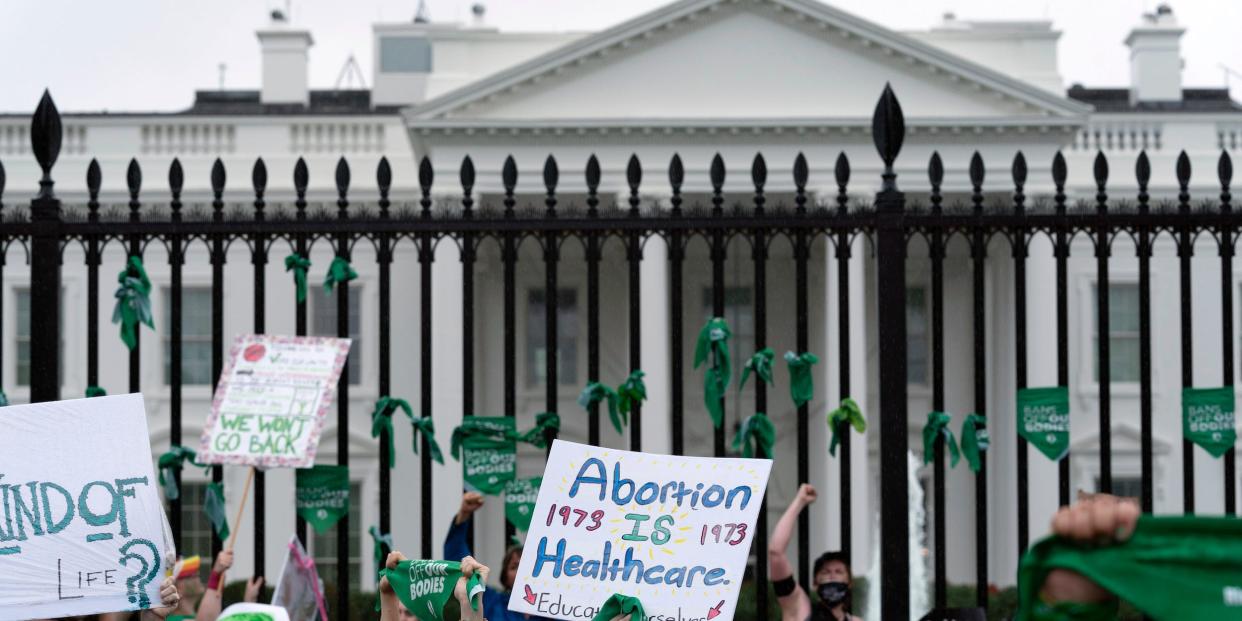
[1093,284,1140,383]
[1096,476,1143,504]
[907,286,929,385]
[16,288,63,386]
[312,482,362,590]
[311,287,362,385]
[700,287,755,372]
[379,37,432,73]
[174,482,213,578]
[526,288,579,387]
[164,288,213,385]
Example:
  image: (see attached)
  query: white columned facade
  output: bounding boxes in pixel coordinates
[640,235,672,455]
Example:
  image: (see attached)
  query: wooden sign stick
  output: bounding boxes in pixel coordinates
[226,466,256,552]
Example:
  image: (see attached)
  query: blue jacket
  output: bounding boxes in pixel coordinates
[445,514,554,621]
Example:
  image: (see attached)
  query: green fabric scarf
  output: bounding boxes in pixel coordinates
[112,255,154,350]
[922,411,961,468]
[369,526,394,578]
[157,445,204,501]
[204,482,230,542]
[732,412,776,459]
[694,317,732,429]
[739,348,775,392]
[590,594,646,621]
[520,412,561,449]
[450,417,518,495]
[409,415,445,465]
[504,476,542,532]
[617,370,648,417]
[379,559,484,621]
[1017,515,1242,621]
[580,382,623,435]
[284,253,312,303]
[1183,386,1236,458]
[323,256,357,292]
[371,396,411,469]
[827,398,866,457]
[85,385,107,398]
[296,465,350,535]
[784,351,819,408]
[961,413,989,473]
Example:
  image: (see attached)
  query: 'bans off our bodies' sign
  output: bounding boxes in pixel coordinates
[509,440,772,621]
[199,334,351,468]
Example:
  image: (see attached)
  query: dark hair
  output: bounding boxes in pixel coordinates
[812,551,851,582]
[500,546,523,590]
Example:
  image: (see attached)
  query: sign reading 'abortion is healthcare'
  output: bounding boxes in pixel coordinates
[199,334,351,468]
[0,394,173,620]
[509,440,772,621]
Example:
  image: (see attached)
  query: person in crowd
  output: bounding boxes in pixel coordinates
[1035,493,1140,610]
[768,484,860,621]
[379,550,489,621]
[47,575,179,621]
[444,492,554,621]
[193,551,266,621]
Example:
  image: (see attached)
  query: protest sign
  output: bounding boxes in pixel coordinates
[0,394,173,620]
[505,477,542,532]
[1183,387,1236,458]
[453,417,517,495]
[508,440,772,621]
[199,334,351,468]
[271,536,328,621]
[1016,386,1070,461]
[296,466,350,535]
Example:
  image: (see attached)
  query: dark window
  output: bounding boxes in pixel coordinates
[526,288,579,387]
[312,482,362,590]
[16,288,63,387]
[311,287,362,385]
[1093,284,1140,382]
[379,37,432,73]
[174,482,213,579]
[1097,476,1144,504]
[164,288,213,385]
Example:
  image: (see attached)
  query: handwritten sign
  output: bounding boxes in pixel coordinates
[0,394,173,620]
[509,440,771,621]
[199,334,351,468]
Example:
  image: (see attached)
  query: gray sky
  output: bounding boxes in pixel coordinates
[1,0,1238,113]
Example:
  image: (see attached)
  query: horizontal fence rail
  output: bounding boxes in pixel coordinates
[7,87,1238,619]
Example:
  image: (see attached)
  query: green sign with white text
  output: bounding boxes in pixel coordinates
[1183,387,1236,458]
[1017,386,1070,461]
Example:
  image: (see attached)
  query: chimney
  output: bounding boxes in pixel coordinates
[257,10,314,106]
[1124,3,1184,104]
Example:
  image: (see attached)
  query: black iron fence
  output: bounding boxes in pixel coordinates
[9,86,1238,619]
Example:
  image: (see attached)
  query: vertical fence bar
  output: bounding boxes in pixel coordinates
[293,158,310,546]
[166,160,184,547]
[210,159,226,559]
[1136,152,1154,512]
[251,158,268,578]
[543,156,560,457]
[669,155,685,455]
[29,91,62,403]
[502,156,517,543]
[1053,153,1071,508]
[460,156,478,552]
[928,152,947,610]
[586,156,602,447]
[417,156,436,560]
[969,152,989,609]
[1094,153,1112,495]
[791,153,809,588]
[86,160,101,391]
[626,155,643,451]
[1219,151,1236,515]
[126,159,142,396]
[1011,152,1030,555]
[710,155,728,459]
[377,157,393,552]
[1177,152,1195,513]
[750,154,770,621]
[833,153,853,567]
[333,158,352,613]
[873,85,909,619]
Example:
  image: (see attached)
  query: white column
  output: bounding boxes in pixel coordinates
[640,236,672,455]
[1024,241,1060,542]
[847,238,872,575]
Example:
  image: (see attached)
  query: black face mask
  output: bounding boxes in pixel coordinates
[816,581,850,607]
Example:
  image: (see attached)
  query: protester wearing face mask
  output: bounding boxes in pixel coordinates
[768,484,860,621]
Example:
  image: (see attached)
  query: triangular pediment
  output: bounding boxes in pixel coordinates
[406,0,1088,127]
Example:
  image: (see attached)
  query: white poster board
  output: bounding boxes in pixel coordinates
[0,394,173,620]
[509,440,772,621]
[199,334,351,468]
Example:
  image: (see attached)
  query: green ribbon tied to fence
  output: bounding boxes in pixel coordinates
[371,396,410,469]
[520,412,562,449]
[450,420,518,461]
[323,256,358,292]
[409,415,445,465]
[579,381,624,434]
[961,413,989,473]
[112,256,154,350]
[369,526,394,578]
[694,317,732,429]
[739,348,775,392]
[827,398,866,457]
[85,385,106,398]
[590,594,646,621]
[922,411,961,468]
[204,482,230,542]
[785,351,819,408]
[732,412,776,459]
[284,253,312,303]
[157,445,205,501]
[617,370,647,416]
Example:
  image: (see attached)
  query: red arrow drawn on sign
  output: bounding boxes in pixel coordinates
[707,600,725,620]
[523,584,537,605]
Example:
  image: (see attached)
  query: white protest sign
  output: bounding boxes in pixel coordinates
[509,440,772,621]
[199,334,351,468]
[0,394,173,620]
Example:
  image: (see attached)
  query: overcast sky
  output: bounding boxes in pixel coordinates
[1,0,1238,113]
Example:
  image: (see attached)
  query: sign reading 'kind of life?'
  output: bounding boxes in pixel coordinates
[0,394,173,620]
[509,440,772,621]
[199,334,351,468]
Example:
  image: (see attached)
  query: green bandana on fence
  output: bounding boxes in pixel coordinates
[590,594,646,621]
[370,526,394,578]
[85,385,106,398]
[961,413,989,473]
[204,482,230,541]
[371,396,410,469]
[284,253,311,303]
[922,411,961,468]
[157,445,204,501]
[450,417,517,495]
[1017,387,1070,461]
[617,370,647,417]
[296,465,350,535]
[732,412,776,459]
[379,560,484,621]
[409,415,445,464]
[739,348,775,392]
[694,317,732,429]
[112,255,154,350]
[504,477,542,532]
[323,256,357,292]
[827,398,866,457]
[784,351,819,408]
[1182,387,1236,458]
[1016,515,1242,621]
[520,412,561,449]
[579,382,623,435]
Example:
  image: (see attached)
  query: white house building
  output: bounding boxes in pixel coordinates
[0,0,1238,597]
